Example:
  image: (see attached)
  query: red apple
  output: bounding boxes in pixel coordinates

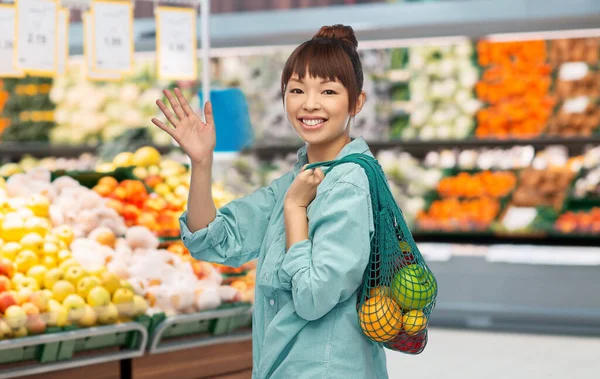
[0,291,18,313]
[29,290,49,313]
[386,330,427,355]
[0,275,11,292]
[0,258,16,278]
[21,302,40,316]
[25,314,46,334]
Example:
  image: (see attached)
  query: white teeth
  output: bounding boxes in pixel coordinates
[302,119,325,126]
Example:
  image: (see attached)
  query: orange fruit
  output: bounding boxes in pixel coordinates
[98,176,119,190]
[93,185,112,197]
[358,295,403,342]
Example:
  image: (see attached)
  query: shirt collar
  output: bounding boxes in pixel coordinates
[293,137,372,173]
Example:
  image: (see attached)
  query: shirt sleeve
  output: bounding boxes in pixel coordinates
[278,181,372,321]
[180,176,285,268]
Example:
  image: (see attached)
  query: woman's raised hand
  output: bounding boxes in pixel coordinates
[152,88,216,167]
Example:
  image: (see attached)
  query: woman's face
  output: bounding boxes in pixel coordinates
[285,73,357,146]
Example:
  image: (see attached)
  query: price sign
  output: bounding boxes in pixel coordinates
[155,6,197,80]
[15,0,58,76]
[0,5,24,78]
[56,8,68,75]
[91,0,134,74]
[83,12,121,82]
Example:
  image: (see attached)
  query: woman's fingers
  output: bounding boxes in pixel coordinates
[163,89,187,121]
[204,101,215,127]
[174,87,196,117]
[151,118,176,138]
[314,168,325,181]
[156,99,180,127]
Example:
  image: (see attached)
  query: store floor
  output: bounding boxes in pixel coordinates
[386,327,600,379]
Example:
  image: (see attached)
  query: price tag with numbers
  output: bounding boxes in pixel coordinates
[91,0,134,74]
[0,4,24,78]
[56,8,69,75]
[83,12,122,82]
[15,0,58,76]
[156,6,197,80]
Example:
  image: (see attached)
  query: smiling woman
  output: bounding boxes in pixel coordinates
[281,25,367,162]
[156,24,392,379]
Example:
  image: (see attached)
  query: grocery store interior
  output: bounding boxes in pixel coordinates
[1,0,600,378]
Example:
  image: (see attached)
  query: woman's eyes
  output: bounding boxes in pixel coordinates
[289,89,337,95]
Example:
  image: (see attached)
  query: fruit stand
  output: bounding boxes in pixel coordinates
[0,321,148,379]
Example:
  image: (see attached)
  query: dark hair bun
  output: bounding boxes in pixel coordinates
[313,24,358,50]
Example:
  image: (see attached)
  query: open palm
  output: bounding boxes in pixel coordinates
[152,88,216,166]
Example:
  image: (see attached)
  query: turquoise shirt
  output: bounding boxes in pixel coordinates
[180,137,388,379]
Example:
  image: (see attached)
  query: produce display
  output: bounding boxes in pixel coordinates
[554,207,600,234]
[0,179,149,338]
[417,197,501,231]
[49,59,174,146]
[547,38,600,137]
[391,42,481,140]
[437,171,517,199]
[476,40,555,139]
[376,150,443,225]
[0,78,55,142]
[511,167,574,211]
[424,145,535,171]
[0,154,255,340]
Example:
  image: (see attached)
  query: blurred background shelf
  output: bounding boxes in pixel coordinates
[251,136,600,160]
[63,0,600,53]
[427,253,600,336]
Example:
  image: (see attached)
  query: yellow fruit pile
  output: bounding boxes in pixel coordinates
[0,184,148,339]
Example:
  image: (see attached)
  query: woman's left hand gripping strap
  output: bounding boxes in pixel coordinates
[278,181,372,321]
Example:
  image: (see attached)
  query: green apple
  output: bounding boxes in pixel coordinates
[64,266,85,286]
[4,305,27,329]
[63,294,86,323]
[43,268,64,290]
[77,276,101,299]
[97,303,118,325]
[87,286,111,308]
[391,264,436,310]
[79,305,97,327]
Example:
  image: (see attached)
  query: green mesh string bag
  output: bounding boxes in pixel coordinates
[306,153,437,354]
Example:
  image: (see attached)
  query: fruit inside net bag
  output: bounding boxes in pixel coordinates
[306,154,437,354]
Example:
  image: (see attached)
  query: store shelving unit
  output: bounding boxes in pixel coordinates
[146,305,252,355]
[0,322,148,379]
[252,136,600,160]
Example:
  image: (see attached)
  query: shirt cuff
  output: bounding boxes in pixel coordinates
[179,210,224,255]
[279,239,312,291]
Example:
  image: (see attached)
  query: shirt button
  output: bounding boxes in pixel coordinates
[269,299,275,306]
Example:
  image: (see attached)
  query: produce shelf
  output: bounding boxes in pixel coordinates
[62,0,600,53]
[427,251,600,336]
[252,136,600,160]
[147,304,253,355]
[0,322,148,379]
[0,143,174,160]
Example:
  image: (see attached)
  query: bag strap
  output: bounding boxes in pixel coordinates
[305,153,390,215]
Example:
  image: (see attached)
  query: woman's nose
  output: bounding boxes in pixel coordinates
[303,94,321,111]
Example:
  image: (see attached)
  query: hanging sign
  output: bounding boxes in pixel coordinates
[91,0,134,74]
[56,8,69,75]
[83,12,122,82]
[0,5,24,78]
[15,0,58,76]
[155,6,198,80]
